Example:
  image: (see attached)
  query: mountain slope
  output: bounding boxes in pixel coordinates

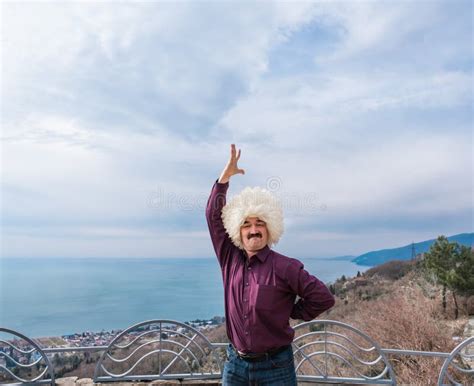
[352,232,473,266]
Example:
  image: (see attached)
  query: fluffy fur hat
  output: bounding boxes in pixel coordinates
[221,187,284,249]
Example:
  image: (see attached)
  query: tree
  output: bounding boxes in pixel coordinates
[423,236,454,312]
[329,284,335,295]
[423,236,474,318]
[446,244,474,317]
[451,246,474,292]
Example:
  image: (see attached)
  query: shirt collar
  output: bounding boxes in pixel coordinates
[246,245,271,263]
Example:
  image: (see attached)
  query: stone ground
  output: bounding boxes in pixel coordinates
[55,377,362,386]
[56,378,221,386]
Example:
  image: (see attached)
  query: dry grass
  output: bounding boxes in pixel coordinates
[365,259,417,280]
[322,272,469,385]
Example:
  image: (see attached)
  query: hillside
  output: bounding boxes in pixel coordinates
[322,264,470,385]
[352,232,473,265]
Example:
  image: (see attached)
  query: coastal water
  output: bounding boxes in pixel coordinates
[0,257,370,338]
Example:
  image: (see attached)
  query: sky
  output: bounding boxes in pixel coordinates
[1,1,472,259]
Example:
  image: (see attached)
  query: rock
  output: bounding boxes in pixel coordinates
[77,378,94,385]
[56,376,78,385]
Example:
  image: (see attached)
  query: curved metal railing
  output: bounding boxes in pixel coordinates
[0,327,55,385]
[93,319,224,383]
[438,336,474,386]
[292,320,397,385]
[1,322,472,385]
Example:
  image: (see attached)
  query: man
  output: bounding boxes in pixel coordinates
[206,144,335,385]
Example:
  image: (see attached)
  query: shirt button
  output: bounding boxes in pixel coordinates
[243,298,247,302]
[245,282,249,286]
[244,315,248,319]
[248,267,252,270]
[245,331,249,335]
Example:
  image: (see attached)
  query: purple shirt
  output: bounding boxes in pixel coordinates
[206,180,335,354]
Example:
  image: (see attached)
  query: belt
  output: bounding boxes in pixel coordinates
[235,345,290,362]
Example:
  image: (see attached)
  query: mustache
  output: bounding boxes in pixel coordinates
[248,233,262,240]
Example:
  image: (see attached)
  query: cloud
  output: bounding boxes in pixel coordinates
[2,2,317,138]
[218,71,471,145]
[1,1,472,258]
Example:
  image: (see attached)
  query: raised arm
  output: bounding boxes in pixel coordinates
[206,144,245,266]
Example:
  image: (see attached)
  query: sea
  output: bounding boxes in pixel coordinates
[0,257,370,338]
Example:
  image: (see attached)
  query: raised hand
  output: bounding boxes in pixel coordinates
[218,144,245,183]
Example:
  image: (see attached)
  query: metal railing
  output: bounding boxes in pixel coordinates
[0,327,55,385]
[293,320,396,384]
[1,320,473,385]
[93,319,223,383]
[438,336,474,386]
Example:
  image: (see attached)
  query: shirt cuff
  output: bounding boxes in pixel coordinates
[215,179,229,190]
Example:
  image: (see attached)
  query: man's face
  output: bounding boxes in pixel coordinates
[240,217,268,254]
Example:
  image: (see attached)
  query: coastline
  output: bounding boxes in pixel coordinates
[30,316,226,347]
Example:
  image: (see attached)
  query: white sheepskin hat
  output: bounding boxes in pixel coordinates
[221,187,284,249]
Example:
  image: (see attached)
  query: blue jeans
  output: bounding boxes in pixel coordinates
[222,344,297,386]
